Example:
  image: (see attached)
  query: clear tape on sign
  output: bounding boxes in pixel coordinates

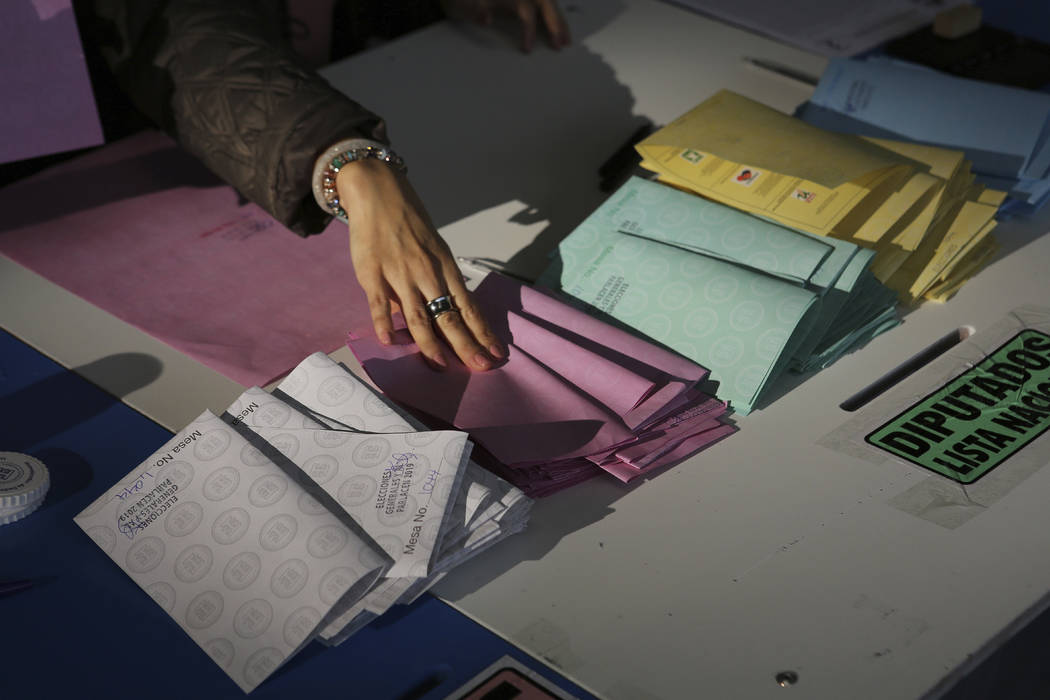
[820,305,1050,528]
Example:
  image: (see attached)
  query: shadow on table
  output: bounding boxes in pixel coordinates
[323,0,641,280]
[431,430,739,602]
[0,142,230,234]
[433,473,640,601]
[0,352,163,505]
[937,588,1050,700]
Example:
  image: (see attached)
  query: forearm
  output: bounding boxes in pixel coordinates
[87,0,388,235]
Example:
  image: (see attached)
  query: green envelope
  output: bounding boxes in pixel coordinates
[541,177,899,413]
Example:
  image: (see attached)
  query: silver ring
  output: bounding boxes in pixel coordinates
[425,295,457,320]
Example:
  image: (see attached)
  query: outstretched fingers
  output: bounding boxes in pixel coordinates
[340,157,502,372]
[417,260,497,371]
[442,262,505,362]
[534,0,570,48]
[361,275,396,347]
[513,0,538,52]
[390,256,454,370]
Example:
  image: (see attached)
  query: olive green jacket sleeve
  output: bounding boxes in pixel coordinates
[85,0,438,235]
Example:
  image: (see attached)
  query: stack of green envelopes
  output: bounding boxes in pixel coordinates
[539,177,900,414]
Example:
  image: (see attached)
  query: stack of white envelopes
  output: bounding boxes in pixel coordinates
[75,352,530,692]
[262,353,531,644]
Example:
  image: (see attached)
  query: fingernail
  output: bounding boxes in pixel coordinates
[488,343,505,359]
[473,352,492,370]
[430,353,447,370]
[378,330,392,345]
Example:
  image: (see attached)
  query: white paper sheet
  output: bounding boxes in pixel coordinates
[664,0,942,56]
[74,411,388,693]
[271,354,533,643]
[76,355,534,691]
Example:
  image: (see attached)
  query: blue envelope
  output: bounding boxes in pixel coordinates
[808,58,1050,181]
[541,177,899,413]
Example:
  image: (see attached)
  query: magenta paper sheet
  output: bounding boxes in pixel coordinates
[347,273,736,495]
[0,131,358,386]
[1,0,103,164]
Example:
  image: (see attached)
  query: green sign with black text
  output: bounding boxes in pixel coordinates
[866,329,1050,484]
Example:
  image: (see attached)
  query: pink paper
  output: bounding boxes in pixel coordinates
[347,273,736,494]
[0,131,360,386]
[601,422,738,483]
[1,0,103,164]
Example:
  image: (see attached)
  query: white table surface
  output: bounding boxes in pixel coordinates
[3,1,1050,698]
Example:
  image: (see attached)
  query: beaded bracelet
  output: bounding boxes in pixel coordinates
[311,138,407,222]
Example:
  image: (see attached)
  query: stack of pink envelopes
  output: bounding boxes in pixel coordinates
[348,273,736,496]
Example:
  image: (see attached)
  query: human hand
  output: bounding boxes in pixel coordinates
[337,158,505,372]
[441,0,571,52]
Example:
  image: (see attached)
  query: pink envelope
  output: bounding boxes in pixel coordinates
[0,0,103,164]
[348,273,736,494]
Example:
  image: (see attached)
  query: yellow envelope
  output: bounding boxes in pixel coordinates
[635,90,1006,307]
[979,187,1008,207]
[851,171,941,245]
[864,138,964,181]
[648,150,912,237]
[892,161,974,252]
[637,90,921,188]
[924,236,1000,303]
[850,135,968,249]
[829,165,918,239]
[886,195,999,302]
[870,246,912,282]
[636,91,926,238]
[916,214,998,297]
[857,140,965,252]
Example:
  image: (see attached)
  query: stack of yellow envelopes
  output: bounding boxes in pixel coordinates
[636,90,1006,304]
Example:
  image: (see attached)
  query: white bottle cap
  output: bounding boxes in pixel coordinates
[0,452,51,513]
[0,497,46,525]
